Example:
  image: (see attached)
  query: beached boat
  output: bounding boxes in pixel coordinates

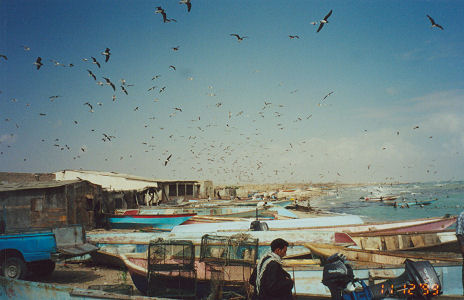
[347,229,458,252]
[120,252,464,299]
[0,275,162,300]
[171,213,365,233]
[88,229,354,267]
[107,213,196,230]
[175,215,455,235]
[121,252,253,298]
[304,242,462,265]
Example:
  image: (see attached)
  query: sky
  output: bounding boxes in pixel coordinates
[1,0,463,185]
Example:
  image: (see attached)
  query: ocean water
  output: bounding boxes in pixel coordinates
[310,181,464,223]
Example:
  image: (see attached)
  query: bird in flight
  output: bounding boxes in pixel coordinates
[34,57,43,70]
[171,46,180,51]
[103,77,116,91]
[102,48,111,62]
[155,6,167,23]
[87,69,96,80]
[84,102,94,112]
[288,35,300,39]
[179,0,191,12]
[426,15,444,30]
[121,85,128,95]
[230,34,248,41]
[164,154,172,166]
[91,57,101,68]
[322,91,334,101]
[317,10,332,32]
[169,65,176,71]
[0,54,7,61]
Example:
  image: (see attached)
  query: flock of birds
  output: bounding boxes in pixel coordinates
[0,3,449,183]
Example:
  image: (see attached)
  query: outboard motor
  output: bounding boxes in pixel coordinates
[322,255,443,300]
[322,254,355,300]
[249,220,269,231]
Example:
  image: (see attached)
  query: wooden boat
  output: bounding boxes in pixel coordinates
[121,252,253,297]
[347,229,459,252]
[120,252,464,298]
[385,199,438,207]
[107,213,196,230]
[88,229,353,267]
[326,215,456,236]
[304,242,462,265]
[362,195,399,201]
[118,205,275,219]
[0,275,160,299]
[171,214,365,233]
[184,215,456,234]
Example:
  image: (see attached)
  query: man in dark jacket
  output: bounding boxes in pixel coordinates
[249,238,294,300]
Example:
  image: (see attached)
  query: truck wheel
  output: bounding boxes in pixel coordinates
[2,256,27,279]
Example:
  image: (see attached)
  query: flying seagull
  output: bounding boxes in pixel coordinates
[87,69,96,80]
[426,15,444,30]
[84,102,93,111]
[322,91,334,101]
[0,54,7,61]
[180,0,191,12]
[155,6,167,23]
[317,9,332,32]
[102,48,111,62]
[91,56,101,68]
[121,85,128,95]
[169,65,176,71]
[103,77,116,91]
[164,154,172,166]
[34,57,43,70]
[230,34,248,41]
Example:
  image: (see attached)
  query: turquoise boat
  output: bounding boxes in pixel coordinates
[108,213,196,230]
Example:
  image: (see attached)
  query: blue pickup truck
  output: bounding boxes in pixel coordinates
[0,225,98,279]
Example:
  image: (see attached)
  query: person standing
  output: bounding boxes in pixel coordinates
[456,210,464,295]
[249,238,294,300]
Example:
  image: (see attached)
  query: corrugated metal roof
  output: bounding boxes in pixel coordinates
[56,170,199,183]
[0,179,89,192]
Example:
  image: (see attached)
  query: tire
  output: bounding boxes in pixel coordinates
[2,256,28,279]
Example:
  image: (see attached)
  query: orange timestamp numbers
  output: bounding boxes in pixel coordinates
[380,283,441,296]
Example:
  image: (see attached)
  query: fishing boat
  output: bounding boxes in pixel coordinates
[107,213,196,230]
[88,229,354,267]
[175,215,456,234]
[346,229,459,252]
[0,275,159,300]
[121,252,253,298]
[304,242,462,265]
[120,252,464,299]
[385,198,438,207]
[361,195,399,201]
[171,213,365,233]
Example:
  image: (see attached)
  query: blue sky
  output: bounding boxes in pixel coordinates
[1,0,463,184]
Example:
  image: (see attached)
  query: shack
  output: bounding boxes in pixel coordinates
[0,180,103,230]
[54,170,213,208]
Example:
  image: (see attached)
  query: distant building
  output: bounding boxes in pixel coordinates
[54,170,213,207]
[0,180,103,230]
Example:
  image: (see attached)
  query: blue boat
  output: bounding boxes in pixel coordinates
[108,213,196,230]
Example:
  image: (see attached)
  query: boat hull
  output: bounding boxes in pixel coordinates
[108,213,196,230]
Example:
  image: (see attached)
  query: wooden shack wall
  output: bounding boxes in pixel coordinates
[0,181,103,230]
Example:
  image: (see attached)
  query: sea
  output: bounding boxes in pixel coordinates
[310,181,464,224]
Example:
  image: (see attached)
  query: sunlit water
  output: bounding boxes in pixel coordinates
[309,181,464,223]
